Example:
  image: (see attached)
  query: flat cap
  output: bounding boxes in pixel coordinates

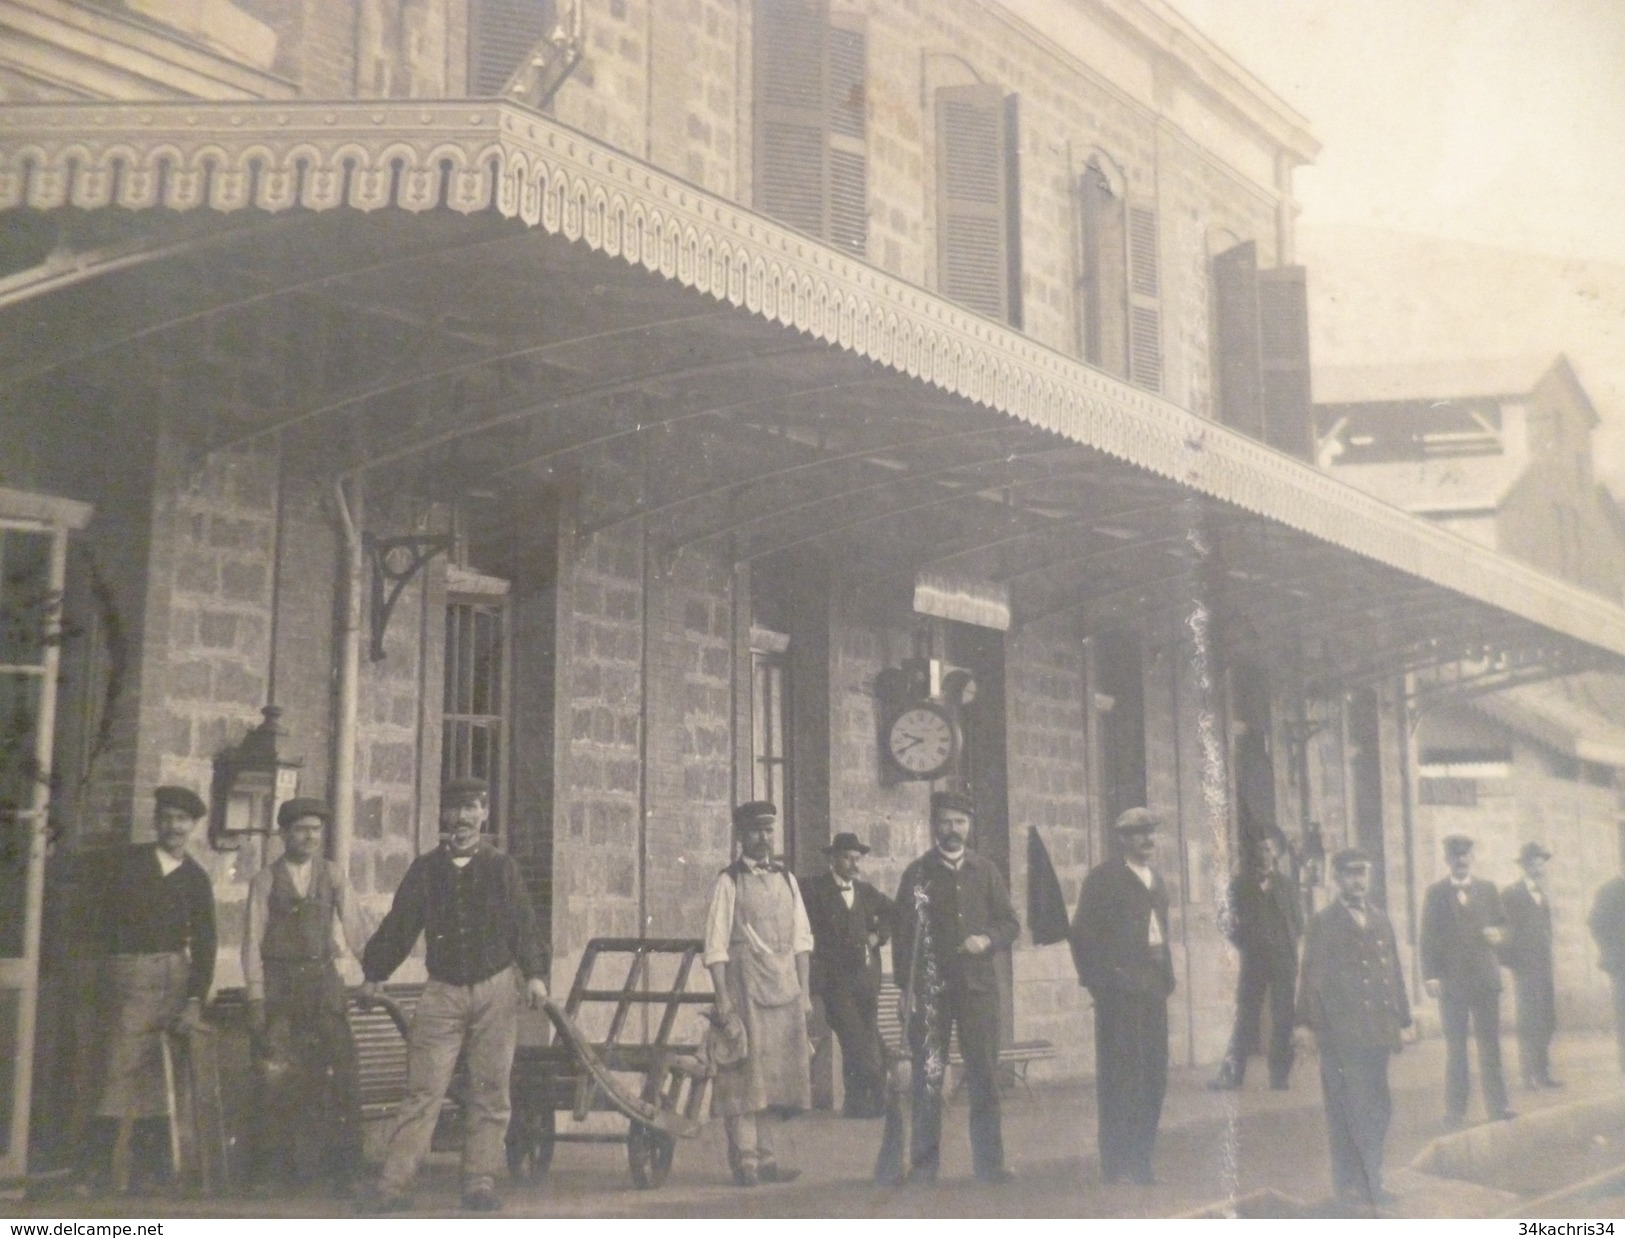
[154,785,207,819]
[1517,841,1552,867]
[1443,834,1474,857]
[276,797,332,830]
[1331,847,1372,873]
[442,777,490,803]
[1114,807,1161,834]
[929,790,976,818]
[732,800,778,829]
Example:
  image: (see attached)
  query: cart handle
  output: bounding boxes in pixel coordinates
[538,997,705,1140]
[351,988,411,1039]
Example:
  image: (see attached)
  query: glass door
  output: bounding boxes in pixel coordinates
[0,492,88,1182]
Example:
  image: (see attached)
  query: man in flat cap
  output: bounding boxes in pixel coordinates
[358,778,547,1214]
[803,831,894,1118]
[1420,834,1514,1126]
[704,801,815,1186]
[1069,807,1175,1185]
[84,785,216,1192]
[891,790,1020,1185]
[1501,842,1560,1089]
[1211,829,1303,1092]
[242,797,370,1193]
[1296,848,1410,1215]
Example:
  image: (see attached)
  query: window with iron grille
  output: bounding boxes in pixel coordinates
[751,635,793,860]
[443,595,509,834]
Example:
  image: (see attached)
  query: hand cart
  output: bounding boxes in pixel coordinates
[504,937,712,1189]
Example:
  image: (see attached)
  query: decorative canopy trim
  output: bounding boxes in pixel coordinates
[2,99,1623,657]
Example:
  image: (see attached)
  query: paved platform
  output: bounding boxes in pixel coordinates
[20,1031,1625,1218]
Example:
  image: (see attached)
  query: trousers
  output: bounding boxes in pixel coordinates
[1318,1045,1392,1204]
[908,983,1004,1177]
[1440,989,1508,1119]
[1222,953,1297,1085]
[379,966,519,1194]
[823,980,886,1115]
[1093,989,1168,1181]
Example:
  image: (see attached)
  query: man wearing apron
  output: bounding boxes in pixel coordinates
[242,797,369,1193]
[88,785,216,1192]
[703,801,814,1187]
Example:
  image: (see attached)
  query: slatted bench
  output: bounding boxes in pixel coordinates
[875,977,1054,1099]
[349,983,423,1121]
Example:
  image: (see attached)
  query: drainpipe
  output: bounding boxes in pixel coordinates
[333,475,364,881]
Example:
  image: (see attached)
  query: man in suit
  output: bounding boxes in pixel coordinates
[1501,841,1561,1089]
[1070,807,1176,1186]
[1211,830,1303,1091]
[1296,847,1411,1215]
[1420,834,1514,1127]
[1587,860,1625,1074]
[892,791,1020,1185]
[803,831,893,1118]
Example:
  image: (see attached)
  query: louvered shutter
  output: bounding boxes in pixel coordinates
[1213,240,1264,438]
[469,0,554,97]
[936,83,1010,322]
[826,14,868,256]
[755,0,832,241]
[1258,265,1312,460]
[1077,165,1127,375]
[1126,200,1162,392]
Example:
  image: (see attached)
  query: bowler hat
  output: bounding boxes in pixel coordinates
[732,800,778,830]
[276,797,332,830]
[1114,807,1161,834]
[443,777,489,803]
[154,785,207,820]
[929,790,975,818]
[1517,841,1552,867]
[824,832,871,855]
[1331,847,1372,873]
[1443,834,1474,858]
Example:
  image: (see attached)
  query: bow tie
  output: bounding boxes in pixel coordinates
[835,881,853,892]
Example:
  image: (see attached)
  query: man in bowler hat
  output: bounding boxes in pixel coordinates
[1070,807,1175,1185]
[1297,847,1410,1214]
[1501,842,1561,1088]
[890,790,1019,1184]
[803,831,894,1117]
[1420,834,1514,1126]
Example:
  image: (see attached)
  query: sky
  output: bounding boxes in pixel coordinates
[1168,0,1625,265]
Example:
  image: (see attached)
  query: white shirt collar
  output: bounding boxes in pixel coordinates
[936,848,966,870]
[1126,860,1154,889]
[155,847,184,876]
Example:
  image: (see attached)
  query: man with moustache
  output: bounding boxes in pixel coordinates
[891,791,1020,1185]
[1211,830,1303,1092]
[241,797,370,1193]
[803,831,894,1118]
[84,785,216,1193]
[1501,842,1561,1089]
[1296,847,1411,1215]
[1070,808,1175,1186]
[704,801,815,1186]
[357,778,547,1214]
[1420,834,1514,1127]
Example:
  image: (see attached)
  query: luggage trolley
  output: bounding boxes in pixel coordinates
[505,937,712,1189]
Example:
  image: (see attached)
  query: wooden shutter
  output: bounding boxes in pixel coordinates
[1212,240,1264,438]
[936,83,1010,322]
[755,0,830,239]
[468,0,555,96]
[826,14,868,257]
[1258,265,1312,460]
[1126,200,1161,392]
[1077,164,1127,375]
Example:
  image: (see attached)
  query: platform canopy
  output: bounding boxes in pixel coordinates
[3,98,1623,697]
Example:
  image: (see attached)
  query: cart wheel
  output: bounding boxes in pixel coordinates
[627,1122,674,1189]
[506,1107,556,1182]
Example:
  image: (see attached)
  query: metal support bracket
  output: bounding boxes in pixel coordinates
[365,533,453,661]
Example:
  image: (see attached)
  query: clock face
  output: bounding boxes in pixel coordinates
[887,704,957,776]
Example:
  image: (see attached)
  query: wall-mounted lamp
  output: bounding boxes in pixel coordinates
[209,705,302,850]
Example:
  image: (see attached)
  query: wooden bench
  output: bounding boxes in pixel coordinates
[875,978,1054,1100]
[348,983,423,1121]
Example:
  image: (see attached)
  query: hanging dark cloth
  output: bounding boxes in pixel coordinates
[1027,827,1071,946]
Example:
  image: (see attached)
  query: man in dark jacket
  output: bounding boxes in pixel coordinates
[1588,861,1625,1073]
[803,831,893,1118]
[1211,830,1303,1091]
[357,778,548,1214]
[892,791,1020,1185]
[1420,834,1513,1126]
[1070,807,1176,1186]
[1296,847,1410,1214]
[1501,841,1560,1089]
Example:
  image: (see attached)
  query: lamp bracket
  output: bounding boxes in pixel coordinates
[365,534,454,661]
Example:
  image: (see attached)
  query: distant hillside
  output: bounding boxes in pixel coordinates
[1298,224,1625,493]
